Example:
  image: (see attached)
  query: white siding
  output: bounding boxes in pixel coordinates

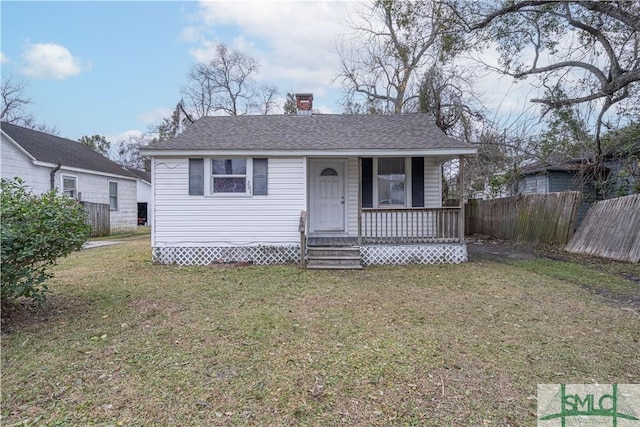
[1,135,51,193]
[106,179,138,233]
[153,157,306,246]
[1,136,137,233]
[347,157,359,236]
[137,180,151,203]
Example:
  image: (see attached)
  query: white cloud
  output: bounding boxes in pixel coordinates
[107,129,145,145]
[0,52,9,64]
[186,1,362,107]
[22,43,87,80]
[181,26,203,43]
[136,107,173,125]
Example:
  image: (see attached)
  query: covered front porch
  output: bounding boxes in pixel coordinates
[304,155,468,268]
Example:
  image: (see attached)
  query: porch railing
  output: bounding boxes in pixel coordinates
[360,207,462,244]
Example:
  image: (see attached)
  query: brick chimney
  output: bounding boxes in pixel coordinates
[295,93,313,115]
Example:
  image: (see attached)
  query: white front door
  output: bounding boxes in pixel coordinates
[310,160,345,233]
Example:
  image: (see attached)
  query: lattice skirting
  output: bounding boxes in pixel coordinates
[152,245,301,266]
[361,243,467,265]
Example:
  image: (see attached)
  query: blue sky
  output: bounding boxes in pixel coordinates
[2,1,534,145]
[1,1,362,142]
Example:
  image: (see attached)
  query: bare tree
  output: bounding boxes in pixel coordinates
[181,43,264,117]
[418,65,486,139]
[1,76,34,125]
[467,0,640,160]
[253,83,280,115]
[1,76,59,134]
[335,0,466,114]
[115,133,153,171]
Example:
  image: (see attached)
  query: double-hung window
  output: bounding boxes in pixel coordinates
[63,175,77,198]
[189,158,268,196]
[211,158,248,194]
[362,157,425,208]
[377,157,406,206]
[109,181,118,210]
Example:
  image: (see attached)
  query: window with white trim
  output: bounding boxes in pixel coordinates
[377,157,406,206]
[211,158,248,194]
[362,157,424,208]
[63,175,77,198]
[109,181,118,210]
[187,158,268,196]
[189,158,204,195]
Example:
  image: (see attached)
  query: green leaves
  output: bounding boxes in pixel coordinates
[1,178,91,304]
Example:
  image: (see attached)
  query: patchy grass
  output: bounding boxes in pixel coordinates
[2,235,639,426]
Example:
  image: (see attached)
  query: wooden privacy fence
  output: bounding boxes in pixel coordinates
[565,194,640,262]
[466,192,581,247]
[81,201,110,237]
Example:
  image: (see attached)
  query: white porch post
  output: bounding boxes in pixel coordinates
[357,157,363,245]
[458,155,465,243]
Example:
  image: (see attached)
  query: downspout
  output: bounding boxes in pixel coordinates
[50,161,62,190]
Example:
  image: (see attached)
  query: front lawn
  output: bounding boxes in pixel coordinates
[2,234,639,426]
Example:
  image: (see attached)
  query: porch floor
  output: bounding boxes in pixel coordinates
[307,236,358,247]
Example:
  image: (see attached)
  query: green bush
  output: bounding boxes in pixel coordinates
[1,178,91,304]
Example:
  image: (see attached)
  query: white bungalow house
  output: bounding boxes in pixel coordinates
[140,94,477,268]
[1,122,138,234]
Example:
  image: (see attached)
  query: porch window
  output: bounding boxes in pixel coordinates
[109,181,118,210]
[377,157,405,206]
[63,175,77,198]
[211,158,248,194]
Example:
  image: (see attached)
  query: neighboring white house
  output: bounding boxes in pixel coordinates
[140,94,477,268]
[126,168,152,226]
[1,122,138,234]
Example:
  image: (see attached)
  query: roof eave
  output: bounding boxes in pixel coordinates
[141,148,478,157]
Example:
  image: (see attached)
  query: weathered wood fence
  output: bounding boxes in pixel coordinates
[565,194,640,262]
[466,192,582,247]
[82,201,110,237]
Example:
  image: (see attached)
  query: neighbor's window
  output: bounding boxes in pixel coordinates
[211,158,247,193]
[109,181,118,210]
[63,175,77,198]
[377,157,406,206]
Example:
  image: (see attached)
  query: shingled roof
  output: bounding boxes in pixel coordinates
[142,114,476,153]
[1,122,135,178]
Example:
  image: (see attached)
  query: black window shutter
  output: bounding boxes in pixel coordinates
[411,157,424,207]
[189,158,204,195]
[253,158,268,195]
[362,158,373,208]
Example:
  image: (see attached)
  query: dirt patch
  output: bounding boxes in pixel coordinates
[1,295,93,336]
[467,234,541,262]
[466,234,640,310]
